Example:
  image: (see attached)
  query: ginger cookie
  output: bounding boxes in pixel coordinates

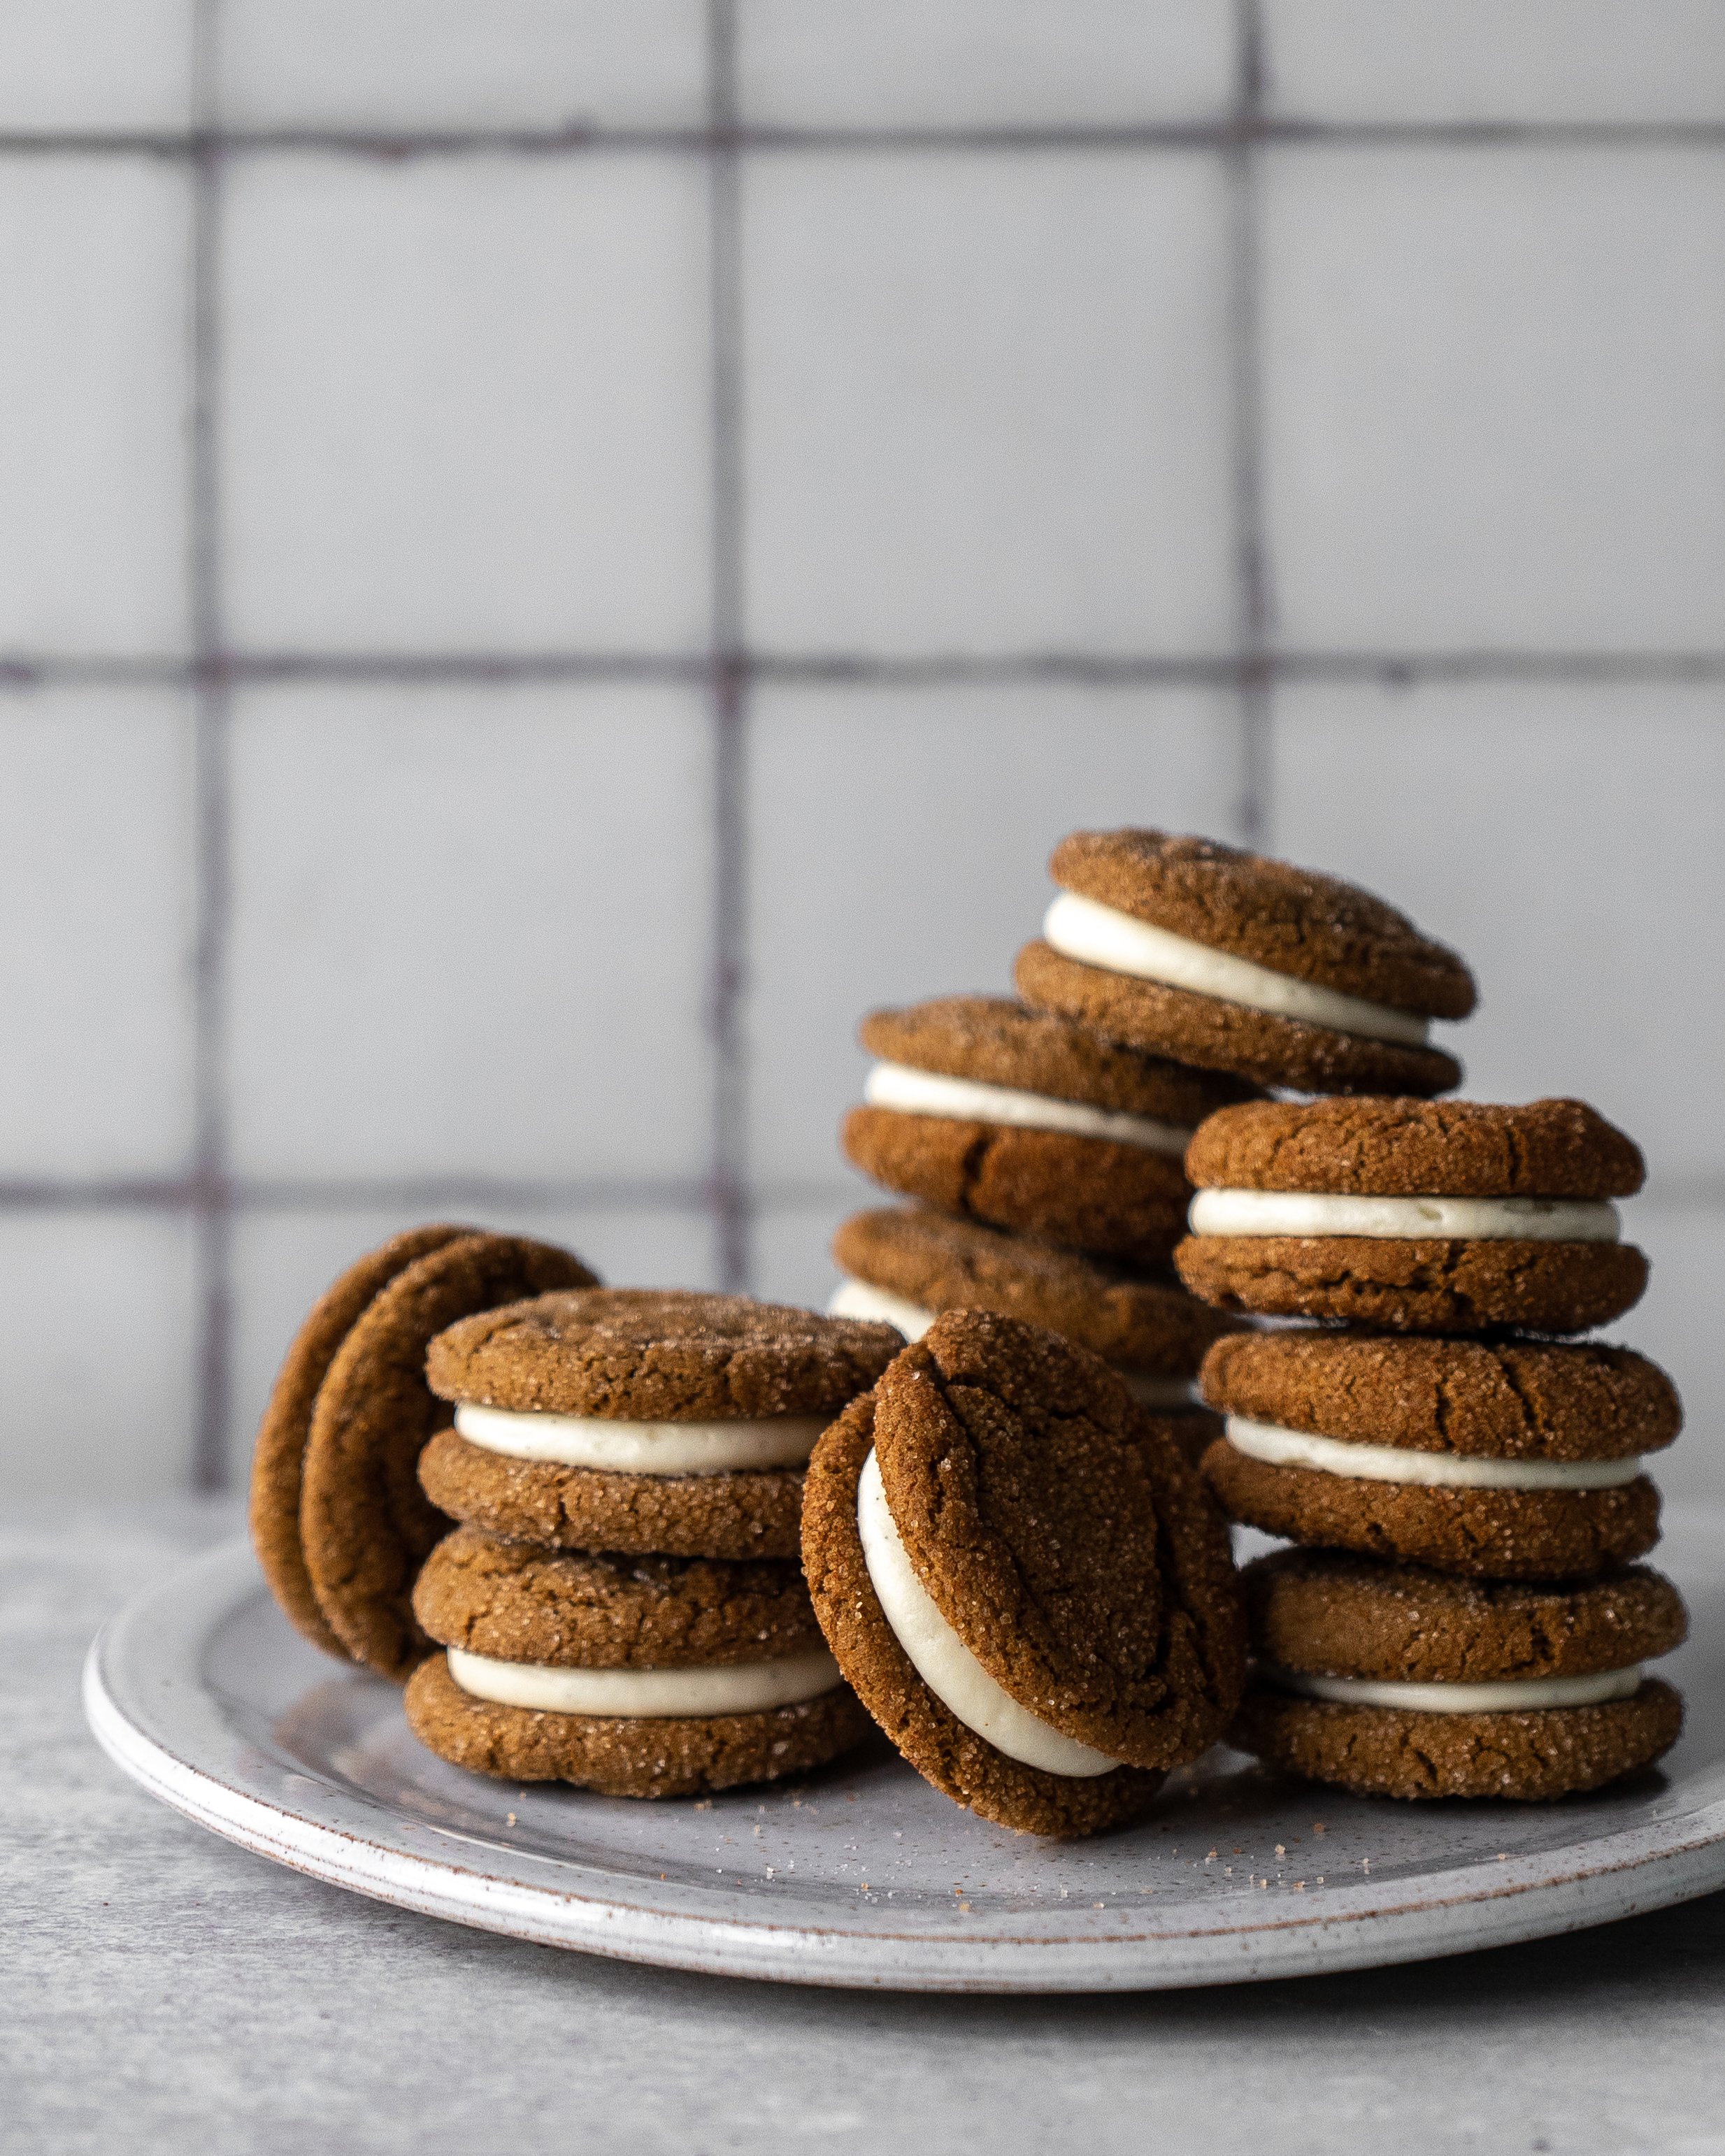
[1231,1547,1685,1799]
[840,995,1249,1265]
[1014,830,1472,1095]
[405,1523,865,1797]
[1198,1329,1676,1579]
[1176,1096,1649,1334]
[801,1311,1246,1837]
[298,1232,597,1681]
[422,1288,900,1560]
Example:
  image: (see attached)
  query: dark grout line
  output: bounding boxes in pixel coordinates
[0,1176,718,1212]
[708,0,752,1295]
[1229,0,1273,850]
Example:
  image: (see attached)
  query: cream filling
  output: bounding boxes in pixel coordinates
[445,1644,841,1718]
[1188,1188,1621,1243]
[863,1059,1191,1158]
[855,1447,1119,1778]
[826,1281,1194,1409]
[1044,889,1431,1048]
[1225,1415,1642,1491]
[453,1401,826,1476]
[1264,1663,1644,1714]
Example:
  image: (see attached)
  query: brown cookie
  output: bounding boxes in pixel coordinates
[833,1206,1234,1378]
[299,1232,597,1681]
[248,1224,473,1660]
[1049,831,1475,1019]
[843,1105,1189,1264]
[1233,1681,1682,1800]
[1016,940,1463,1098]
[405,1652,871,1797]
[801,1390,1170,1837]
[413,1524,821,1669]
[1175,1234,1649,1334]
[859,995,1253,1120]
[427,1287,899,1420]
[1241,1548,1688,1683]
[1185,1097,1645,1199]
[418,1428,804,1559]
[1202,1439,1661,1579]
[1200,1331,1681,1463]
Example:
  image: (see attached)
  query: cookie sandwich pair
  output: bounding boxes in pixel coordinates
[404,1289,897,1797]
[1176,1097,1687,1800]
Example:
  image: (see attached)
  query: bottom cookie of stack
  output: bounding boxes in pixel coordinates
[1232,1548,1686,1801]
[404,1525,870,1799]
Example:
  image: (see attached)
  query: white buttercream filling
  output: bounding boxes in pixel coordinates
[445,1644,842,1717]
[453,1401,826,1476]
[1044,889,1431,1048]
[1188,1188,1621,1243]
[855,1447,1119,1778]
[826,1281,1195,1409]
[1225,1415,1642,1491]
[864,1058,1192,1157]
[1264,1663,1644,1714]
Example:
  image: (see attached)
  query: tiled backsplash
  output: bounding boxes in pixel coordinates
[1,3,1721,1502]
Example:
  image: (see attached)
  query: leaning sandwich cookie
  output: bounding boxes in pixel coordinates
[1198,1329,1675,1579]
[1015,830,1473,1096]
[801,1309,1247,1837]
[1175,1097,1649,1335]
[420,1288,901,1560]
[841,995,1253,1265]
[1231,1548,1685,1799]
[404,1525,869,1797]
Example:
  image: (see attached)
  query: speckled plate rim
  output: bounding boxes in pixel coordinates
[85,1534,1725,1995]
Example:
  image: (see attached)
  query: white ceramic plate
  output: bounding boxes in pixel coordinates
[85,1510,1725,1994]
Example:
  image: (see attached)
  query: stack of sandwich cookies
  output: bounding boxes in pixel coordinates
[405,1528,867,1798]
[842,995,1252,1264]
[1016,830,1474,1095]
[406,1290,898,1795]
[803,1309,1247,1836]
[248,1226,598,1679]
[829,1205,1234,1463]
[1233,1550,1685,1800]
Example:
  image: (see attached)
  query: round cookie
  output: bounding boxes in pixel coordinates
[299,1232,597,1681]
[413,1525,822,1667]
[1014,830,1472,1095]
[1232,1548,1685,1799]
[249,1223,473,1660]
[423,1289,901,1560]
[801,1311,1246,1836]
[405,1654,871,1798]
[1177,1097,1649,1335]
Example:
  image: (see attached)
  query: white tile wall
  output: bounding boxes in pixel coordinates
[1261,147,1725,654]
[0,1,191,133]
[745,683,1243,1185]
[1619,1204,1725,1511]
[0,690,196,1179]
[0,1212,199,1498]
[737,1,1238,129]
[227,682,714,1181]
[751,1191,868,1314]
[1264,1,1725,124]
[742,152,1238,656]
[219,0,708,131]
[221,154,712,652]
[0,158,190,656]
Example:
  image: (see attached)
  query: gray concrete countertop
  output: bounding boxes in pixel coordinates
[14,1500,1725,2155]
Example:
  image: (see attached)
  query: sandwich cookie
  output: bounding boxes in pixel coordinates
[841,996,1252,1265]
[1015,830,1473,1096]
[420,1288,901,1561]
[1176,1097,1649,1335]
[258,1228,596,1678]
[801,1309,1247,1837]
[1232,1548,1685,1799]
[405,1525,868,1797]
[829,1205,1233,1463]
[1198,1330,1675,1579]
